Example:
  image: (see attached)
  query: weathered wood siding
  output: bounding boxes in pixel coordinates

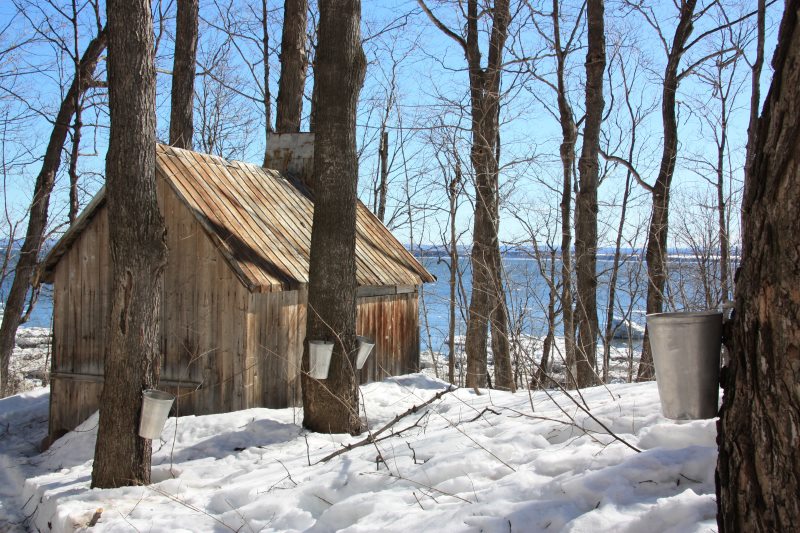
[356,291,420,383]
[51,208,110,377]
[249,288,306,408]
[158,177,251,417]
[247,288,420,408]
[49,207,109,436]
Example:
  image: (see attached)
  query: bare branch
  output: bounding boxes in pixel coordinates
[599,147,654,194]
[416,0,468,55]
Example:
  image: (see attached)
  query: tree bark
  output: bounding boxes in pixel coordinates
[68,102,82,224]
[376,129,389,223]
[418,0,512,389]
[717,2,800,529]
[276,0,308,133]
[169,0,198,149]
[68,0,83,224]
[544,0,580,389]
[466,0,511,390]
[489,257,514,391]
[574,0,605,388]
[0,27,107,397]
[637,0,697,381]
[534,247,557,389]
[91,0,167,488]
[261,0,272,163]
[603,160,633,383]
[745,0,766,177]
[301,0,366,435]
[448,157,462,386]
[716,89,730,304]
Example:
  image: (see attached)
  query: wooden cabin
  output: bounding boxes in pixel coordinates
[42,137,434,439]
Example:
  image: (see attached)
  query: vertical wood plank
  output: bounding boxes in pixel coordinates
[96,209,109,372]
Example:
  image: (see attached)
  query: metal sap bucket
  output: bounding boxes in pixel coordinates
[308,340,334,379]
[355,336,375,370]
[646,311,722,419]
[138,389,175,439]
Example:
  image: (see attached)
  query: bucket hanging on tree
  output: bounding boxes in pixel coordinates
[646,311,722,420]
[138,389,175,439]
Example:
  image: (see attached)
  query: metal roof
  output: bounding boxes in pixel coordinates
[42,144,434,291]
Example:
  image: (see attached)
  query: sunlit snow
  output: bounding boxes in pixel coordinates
[0,342,720,532]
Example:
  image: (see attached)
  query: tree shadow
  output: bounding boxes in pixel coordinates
[160,417,300,464]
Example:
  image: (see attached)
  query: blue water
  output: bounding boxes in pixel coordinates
[416,254,650,353]
[0,284,54,328]
[11,252,710,353]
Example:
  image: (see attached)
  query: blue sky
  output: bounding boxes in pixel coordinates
[0,0,782,249]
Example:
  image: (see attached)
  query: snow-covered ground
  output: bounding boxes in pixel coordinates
[1,351,720,532]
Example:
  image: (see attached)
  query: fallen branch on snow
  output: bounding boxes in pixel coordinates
[316,386,455,464]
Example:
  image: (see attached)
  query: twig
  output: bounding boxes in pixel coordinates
[498,406,606,446]
[413,491,426,510]
[147,485,240,532]
[362,471,474,504]
[316,386,455,464]
[433,411,517,472]
[465,406,501,424]
[528,365,642,453]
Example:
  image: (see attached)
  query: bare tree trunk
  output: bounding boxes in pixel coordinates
[489,257,514,391]
[603,165,632,383]
[717,2,800,528]
[467,0,512,390]
[68,0,82,224]
[169,0,198,149]
[488,121,514,392]
[535,248,557,389]
[745,0,766,176]
[574,0,605,388]
[376,129,389,223]
[543,0,580,389]
[418,0,511,389]
[91,0,167,488]
[301,0,366,435]
[638,0,697,381]
[261,0,272,162]
[276,0,308,132]
[716,96,730,303]
[68,98,82,224]
[448,157,462,386]
[0,27,107,397]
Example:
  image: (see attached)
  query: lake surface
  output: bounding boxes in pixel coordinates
[417,254,651,353]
